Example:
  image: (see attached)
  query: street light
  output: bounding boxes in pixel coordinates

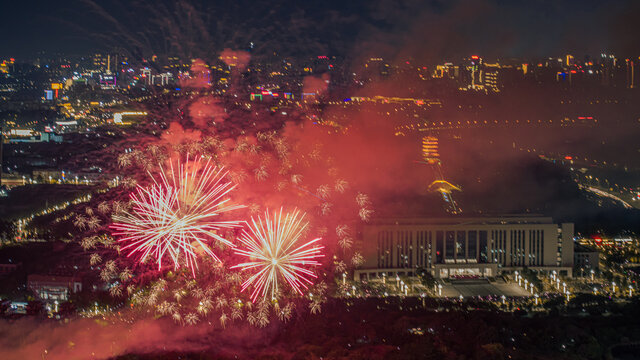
[593,287,598,295]
[629,285,633,297]
[524,279,528,290]
[437,284,442,296]
[612,281,617,294]
[590,269,595,281]
[562,282,567,294]
[534,294,539,305]
[396,275,400,288]
[342,272,346,285]
[566,291,570,303]
[501,295,506,305]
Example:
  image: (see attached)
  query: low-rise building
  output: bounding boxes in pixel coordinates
[27,274,82,302]
[356,216,574,280]
[574,243,600,272]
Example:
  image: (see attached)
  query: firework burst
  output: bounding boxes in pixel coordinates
[232,208,324,302]
[111,156,244,276]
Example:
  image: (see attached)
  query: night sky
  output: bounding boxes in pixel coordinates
[1,0,640,61]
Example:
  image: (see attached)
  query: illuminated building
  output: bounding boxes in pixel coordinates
[433,63,459,79]
[150,73,173,86]
[355,216,574,280]
[28,274,82,302]
[574,243,599,272]
[421,136,440,164]
[565,54,574,67]
[113,111,148,124]
[92,54,108,71]
[418,135,460,214]
[99,74,116,89]
[468,55,482,89]
[0,58,14,74]
[483,69,499,92]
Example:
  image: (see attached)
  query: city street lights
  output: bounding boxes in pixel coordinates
[524,279,528,290]
[556,278,560,290]
[562,282,567,294]
[342,272,346,285]
[590,269,595,281]
[534,294,539,305]
[501,295,506,305]
[566,291,571,303]
[437,284,442,296]
[396,275,400,288]
[612,281,617,294]
[629,285,633,297]
[593,287,598,295]
[382,273,386,284]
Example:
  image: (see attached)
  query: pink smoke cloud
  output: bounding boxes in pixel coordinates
[220,49,251,72]
[0,317,278,360]
[189,97,229,128]
[180,59,211,88]
[302,73,330,96]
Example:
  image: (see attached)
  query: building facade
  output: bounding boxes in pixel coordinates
[27,274,82,302]
[356,216,574,280]
[574,243,600,272]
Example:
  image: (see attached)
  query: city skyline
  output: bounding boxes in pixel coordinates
[2,1,640,359]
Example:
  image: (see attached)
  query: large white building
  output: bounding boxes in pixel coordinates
[356,216,574,280]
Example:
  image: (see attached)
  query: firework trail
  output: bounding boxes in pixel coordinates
[111,156,244,276]
[232,208,324,302]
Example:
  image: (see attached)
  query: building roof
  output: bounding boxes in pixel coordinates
[574,243,599,253]
[27,274,81,285]
[366,215,557,226]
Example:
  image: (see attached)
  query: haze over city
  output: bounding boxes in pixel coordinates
[1,1,640,359]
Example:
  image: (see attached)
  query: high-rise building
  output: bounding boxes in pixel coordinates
[483,69,499,92]
[92,54,108,71]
